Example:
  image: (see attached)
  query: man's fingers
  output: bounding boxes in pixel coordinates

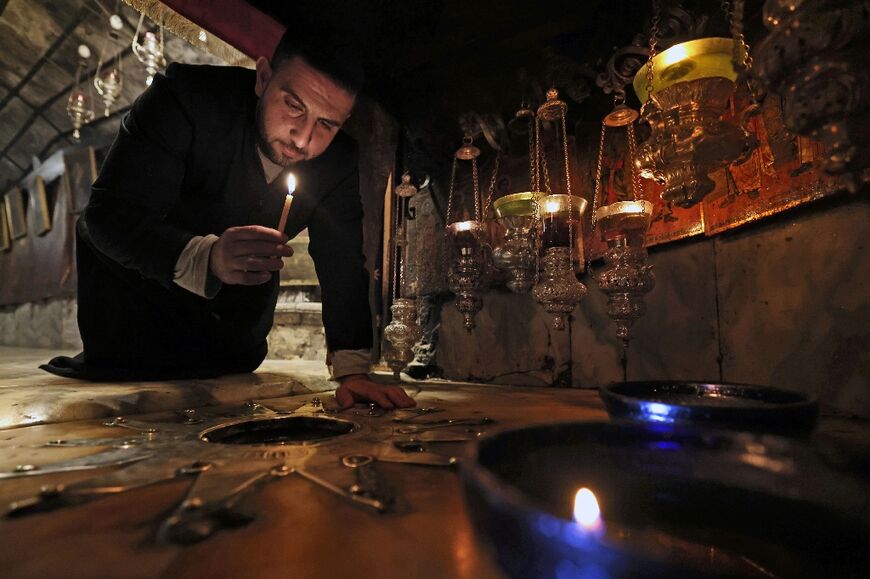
[223,225,288,243]
[385,387,416,408]
[363,387,395,409]
[231,271,272,286]
[335,386,355,409]
[236,256,284,272]
[229,240,294,258]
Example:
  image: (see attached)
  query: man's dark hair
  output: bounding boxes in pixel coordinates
[271,23,365,94]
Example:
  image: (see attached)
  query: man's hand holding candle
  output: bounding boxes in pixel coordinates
[209,225,293,286]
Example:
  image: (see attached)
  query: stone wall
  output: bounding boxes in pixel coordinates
[430,195,870,417]
[0,289,328,362]
[0,297,81,349]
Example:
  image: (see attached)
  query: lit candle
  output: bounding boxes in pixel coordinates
[278,173,296,233]
[541,195,572,248]
[568,486,768,574]
[448,220,480,249]
[573,487,605,537]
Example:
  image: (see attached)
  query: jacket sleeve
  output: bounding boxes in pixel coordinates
[83,63,196,288]
[306,154,374,353]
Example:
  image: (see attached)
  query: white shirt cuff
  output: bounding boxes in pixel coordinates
[173,234,222,299]
[329,349,372,380]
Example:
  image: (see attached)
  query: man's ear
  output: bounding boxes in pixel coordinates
[254,56,272,97]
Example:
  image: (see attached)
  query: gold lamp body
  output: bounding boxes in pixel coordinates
[633,38,757,208]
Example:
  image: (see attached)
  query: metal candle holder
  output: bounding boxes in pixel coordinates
[491,193,538,293]
[446,220,486,332]
[530,90,588,330]
[132,13,167,87]
[595,200,655,343]
[632,37,757,207]
[383,171,421,376]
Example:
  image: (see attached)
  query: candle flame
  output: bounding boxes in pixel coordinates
[286,173,297,196]
[660,42,689,67]
[456,220,473,231]
[544,200,560,214]
[573,488,603,531]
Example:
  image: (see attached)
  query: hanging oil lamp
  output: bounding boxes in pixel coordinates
[491,105,541,293]
[132,12,167,87]
[592,102,655,344]
[67,44,95,141]
[446,134,486,332]
[383,171,422,377]
[531,89,588,330]
[94,12,124,117]
[632,0,758,208]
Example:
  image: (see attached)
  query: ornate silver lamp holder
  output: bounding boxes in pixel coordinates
[383,298,422,378]
[595,200,655,343]
[67,45,95,141]
[633,38,757,208]
[132,14,167,87]
[491,193,538,293]
[533,247,587,331]
[446,220,486,332]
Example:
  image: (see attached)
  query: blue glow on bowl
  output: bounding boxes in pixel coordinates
[639,402,677,423]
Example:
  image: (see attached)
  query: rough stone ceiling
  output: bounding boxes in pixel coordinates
[0,0,226,192]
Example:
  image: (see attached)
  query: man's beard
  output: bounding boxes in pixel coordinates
[255,100,304,167]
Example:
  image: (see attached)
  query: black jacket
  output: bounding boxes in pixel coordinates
[51,63,371,380]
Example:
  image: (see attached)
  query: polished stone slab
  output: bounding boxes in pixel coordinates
[0,347,334,429]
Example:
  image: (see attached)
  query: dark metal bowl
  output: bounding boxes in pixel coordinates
[461,421,870,579]
[600,381,819,434]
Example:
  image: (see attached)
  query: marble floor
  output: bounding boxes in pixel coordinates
[0,347,335,429]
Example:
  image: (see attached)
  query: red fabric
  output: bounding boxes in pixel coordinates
[162,0,285,60]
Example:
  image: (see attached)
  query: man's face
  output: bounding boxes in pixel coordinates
[254,55,356,166]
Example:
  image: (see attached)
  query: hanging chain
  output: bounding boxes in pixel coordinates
[445,157,458,226]
[541,146,553,193]
[482,154,501,217]
[529,117,538,193]
[398,197,407,296]
[627,121,641,202]
[723,0,759,106]
[392,183,401,299]
[534,117,541,193]
[561,113,578,273]
[591,122,607,230]
[561,113,572,197]
[471,157,480,222]
[644,0,661,108]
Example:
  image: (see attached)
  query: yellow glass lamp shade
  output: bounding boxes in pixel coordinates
[632,37,739,103]
[492,192,540,218]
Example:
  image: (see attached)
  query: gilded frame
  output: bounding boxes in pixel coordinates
[3,187,26,240]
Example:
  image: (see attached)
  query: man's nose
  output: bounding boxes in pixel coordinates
[289,117,316,150]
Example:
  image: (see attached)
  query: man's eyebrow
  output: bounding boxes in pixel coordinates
[282,87,307,111]
[282,86,342,127]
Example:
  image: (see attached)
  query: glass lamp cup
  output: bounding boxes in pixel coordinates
[596,200,653,247]
[540,195,588,248]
